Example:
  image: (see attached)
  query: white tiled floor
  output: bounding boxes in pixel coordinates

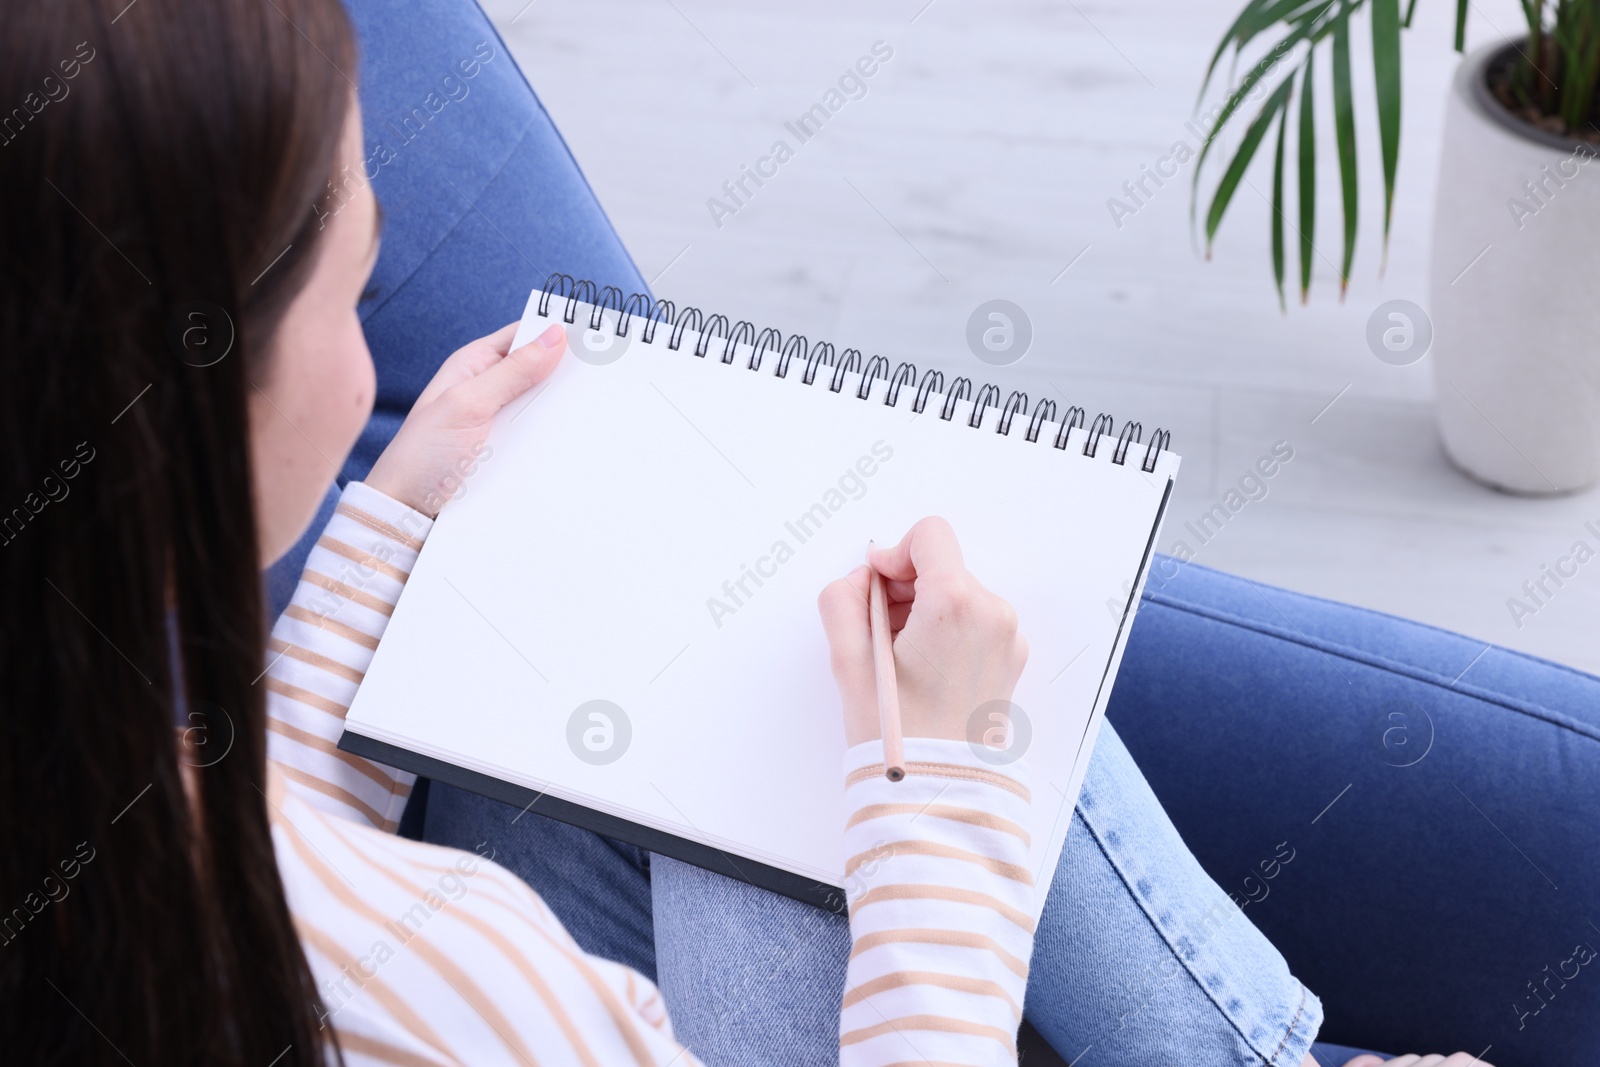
[485,0,1600,675]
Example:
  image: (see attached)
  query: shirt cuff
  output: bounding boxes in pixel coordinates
[843,736,1033,797]
[338,480,434,560]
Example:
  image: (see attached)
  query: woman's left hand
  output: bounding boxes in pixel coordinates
[365,321,565,516]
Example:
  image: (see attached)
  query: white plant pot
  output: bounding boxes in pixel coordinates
[1429,39,1600,494]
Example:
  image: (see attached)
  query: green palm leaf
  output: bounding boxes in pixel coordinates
[1239,0,1334,51]
[1192,17,1320,231]
[1205,79,1295,253]
[1201,0,1327,102]
[1271,99,1290,310]
[1372,0,1402,259]
[1331,0,1358,294]
[1297,53,1317,300]
[1198,0,1591,303]
[1201,0,1276,102]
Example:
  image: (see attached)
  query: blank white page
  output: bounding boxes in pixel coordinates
[345,288,1180,918]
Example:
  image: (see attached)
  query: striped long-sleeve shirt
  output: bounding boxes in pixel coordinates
[266,481,1037,1066]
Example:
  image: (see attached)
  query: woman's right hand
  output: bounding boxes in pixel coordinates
[817,516,1028,748]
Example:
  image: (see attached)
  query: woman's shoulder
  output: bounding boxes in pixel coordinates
[268,776,685,1065]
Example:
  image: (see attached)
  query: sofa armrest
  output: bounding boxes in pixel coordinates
[1109,555,1600,1065]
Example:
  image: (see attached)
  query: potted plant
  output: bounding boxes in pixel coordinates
[1195,0,1600,494]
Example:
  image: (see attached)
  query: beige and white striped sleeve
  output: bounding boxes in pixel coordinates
[839,738,1037,1067]
[265,481,432,832]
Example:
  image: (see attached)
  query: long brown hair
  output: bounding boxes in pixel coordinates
[0,0,356,1061]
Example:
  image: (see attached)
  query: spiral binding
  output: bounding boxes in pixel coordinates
[537,274,1173,473]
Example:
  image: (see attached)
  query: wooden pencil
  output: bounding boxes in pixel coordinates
[866,542,905,782]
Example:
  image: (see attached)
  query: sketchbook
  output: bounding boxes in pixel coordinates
[340,276,1180,918]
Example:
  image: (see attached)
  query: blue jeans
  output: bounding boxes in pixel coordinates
[424,722,1325,1066]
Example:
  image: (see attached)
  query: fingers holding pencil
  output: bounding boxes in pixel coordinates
[818,565,878,748]
[819,517,1029,756]
[866,515,965,584]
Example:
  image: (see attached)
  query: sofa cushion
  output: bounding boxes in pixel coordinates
[1110,555,1600,1065]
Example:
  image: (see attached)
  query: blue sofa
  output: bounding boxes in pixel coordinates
[1117,559,1600,1066]
[269,2,1600,1063]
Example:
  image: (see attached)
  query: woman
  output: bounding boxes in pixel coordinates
[0,0,1485,1063]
